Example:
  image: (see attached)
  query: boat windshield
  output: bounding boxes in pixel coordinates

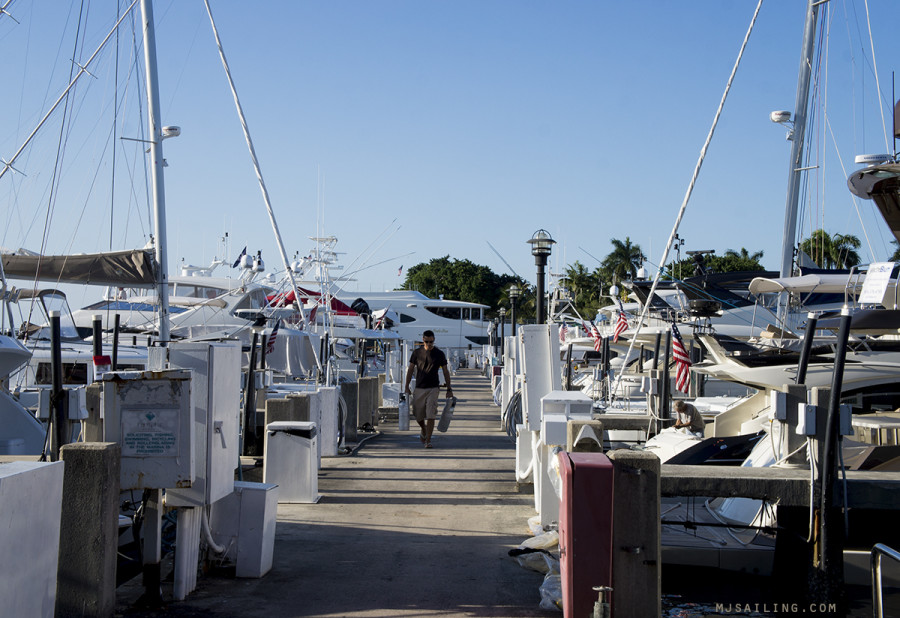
[37,291,80,339]
[170,282,226,299]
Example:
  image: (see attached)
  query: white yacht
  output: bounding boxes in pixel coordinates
[342,290,490,353]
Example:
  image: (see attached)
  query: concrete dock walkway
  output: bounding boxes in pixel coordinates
[116,369,555,617]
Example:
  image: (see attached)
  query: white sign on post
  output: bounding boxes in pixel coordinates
[859,262,895,305]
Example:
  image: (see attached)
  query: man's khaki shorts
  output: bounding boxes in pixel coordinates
[412,387,440,422]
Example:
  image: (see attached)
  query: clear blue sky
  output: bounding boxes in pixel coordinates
[2,1,899,307]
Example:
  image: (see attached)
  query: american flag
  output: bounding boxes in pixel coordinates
[559,322,568,342]
[398,265,403,276]
[266,319,280,354]
[671,323,692,392]
[581,320,593,338]
[614,300,628,342]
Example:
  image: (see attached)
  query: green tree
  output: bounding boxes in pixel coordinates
[664,247,766,278]
[724,247,764,263]
[559,261,603,318]
[799,230,861,269]
[401,256,523,318]
[831,233,861,268]
[600,237,643,285]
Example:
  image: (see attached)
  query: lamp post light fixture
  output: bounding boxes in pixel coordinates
[499,307,507,357]
[508,284,521,337]
[527,229,556,325]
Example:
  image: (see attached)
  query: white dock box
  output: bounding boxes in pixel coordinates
[209,481,278,578]
[541,390,593,419]
[101,370,194,490]
[0,461,64,618]
[264,421,319,503]
[167,342,242,507]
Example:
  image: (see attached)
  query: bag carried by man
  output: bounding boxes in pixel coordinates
[437,397,458,433]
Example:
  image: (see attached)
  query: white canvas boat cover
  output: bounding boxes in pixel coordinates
[748,274,857,295]
[1,249,157,287]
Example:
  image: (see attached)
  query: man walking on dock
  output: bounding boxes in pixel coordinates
[404,330,453,448]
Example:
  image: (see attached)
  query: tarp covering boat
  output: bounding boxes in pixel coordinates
[1,249,158,287]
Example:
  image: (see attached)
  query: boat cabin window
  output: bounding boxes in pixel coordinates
[35,362,88,385]
[399,313,416,323]
[34,362,147,385]
[461,308,470,320]
[426,306,461,320]
[233,288,272,312]
[171,283,223,299]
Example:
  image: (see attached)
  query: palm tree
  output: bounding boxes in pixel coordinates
[831,233,861,268]
[724,247,764,262]
[562,261,604,318]
[601,237,643,285]
[562,261,590,301]
[890,239,900,262]
[799,229,833,268]
[799,230,861,269]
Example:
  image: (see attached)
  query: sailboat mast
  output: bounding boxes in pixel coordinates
[779,0,821,281]
[140,0,170,345]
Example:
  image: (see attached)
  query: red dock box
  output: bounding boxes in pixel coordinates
[558,451,614,617]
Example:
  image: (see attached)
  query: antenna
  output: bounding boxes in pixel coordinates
[579,246,604,265]
[486,241,522,279]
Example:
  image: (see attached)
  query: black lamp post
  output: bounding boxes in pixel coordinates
[527,229,556,325]
[508,284,520,337]
[499,307,506,357]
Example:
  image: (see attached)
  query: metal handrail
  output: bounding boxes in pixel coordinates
[871,543,900,618]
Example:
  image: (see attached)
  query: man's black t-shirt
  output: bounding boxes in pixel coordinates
[409,347,447,389]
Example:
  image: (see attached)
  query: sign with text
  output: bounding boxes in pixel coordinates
[859,262,895,305]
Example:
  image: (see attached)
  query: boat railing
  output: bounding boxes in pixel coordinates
[871,542,900,618]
